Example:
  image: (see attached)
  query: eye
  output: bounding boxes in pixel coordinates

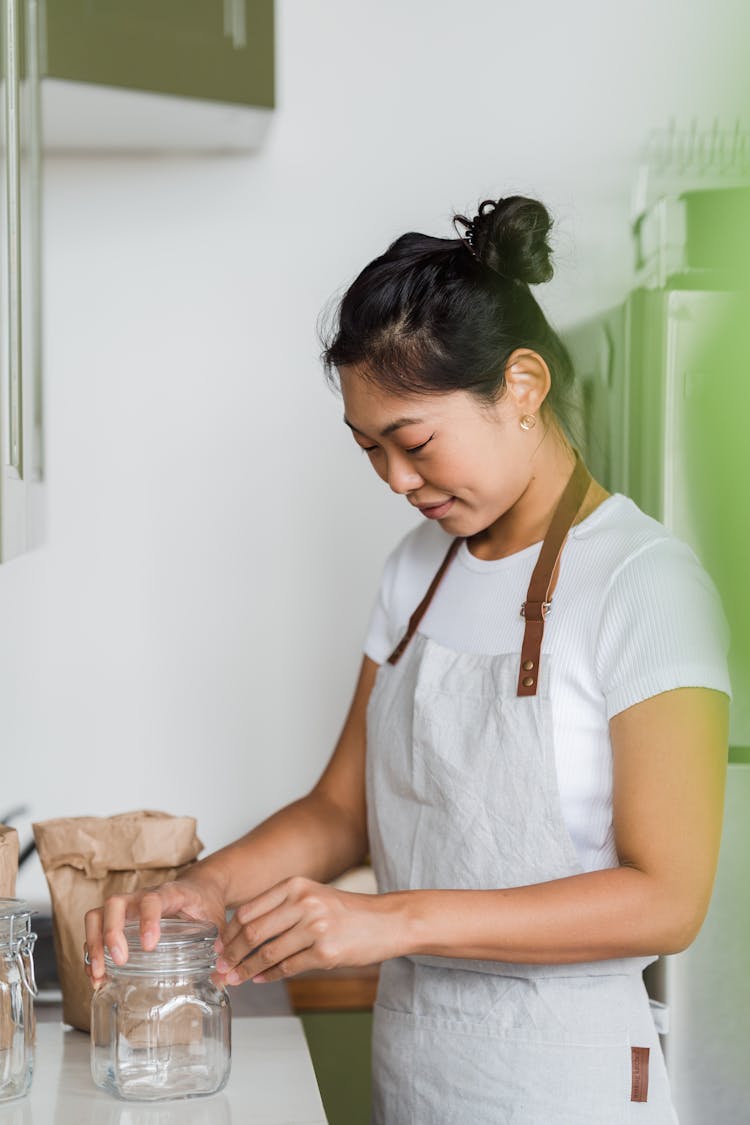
[405,435,434,455]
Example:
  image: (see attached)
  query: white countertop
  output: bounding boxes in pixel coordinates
[0,1019,328,1124]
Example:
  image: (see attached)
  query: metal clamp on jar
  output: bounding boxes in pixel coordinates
[0,899,38,1102]
[91,919,231,1101]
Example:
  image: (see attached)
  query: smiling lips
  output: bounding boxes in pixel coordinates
[416,497,455,519]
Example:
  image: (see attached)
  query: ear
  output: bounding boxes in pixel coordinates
[503,349,552,415]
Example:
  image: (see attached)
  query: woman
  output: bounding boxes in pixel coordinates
[85,196,731,1123]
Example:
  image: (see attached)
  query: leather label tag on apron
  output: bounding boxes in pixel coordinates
[630,1046,650,1102]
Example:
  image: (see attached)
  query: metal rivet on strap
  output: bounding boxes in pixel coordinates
[522,676,535,688]
[522,660,534,671]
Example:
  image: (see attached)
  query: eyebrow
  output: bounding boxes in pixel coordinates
[343,415,424,438]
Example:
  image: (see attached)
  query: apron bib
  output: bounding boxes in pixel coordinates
[365,454,678,1124]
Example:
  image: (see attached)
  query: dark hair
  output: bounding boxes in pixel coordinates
[320,195,577,436]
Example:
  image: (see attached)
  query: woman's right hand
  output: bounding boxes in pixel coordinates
[83,873,227,986]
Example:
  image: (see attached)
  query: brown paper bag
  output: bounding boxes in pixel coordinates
[32,810,202,1032]
[0,825,19,898]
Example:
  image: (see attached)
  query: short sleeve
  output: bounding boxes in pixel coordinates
[363,544,401,665]
[362,521,452,665]
[595,537,732,719]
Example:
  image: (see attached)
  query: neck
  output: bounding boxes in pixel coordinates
[468,429,608,562]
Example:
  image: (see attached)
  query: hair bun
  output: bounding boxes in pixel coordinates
[459,196,554,285]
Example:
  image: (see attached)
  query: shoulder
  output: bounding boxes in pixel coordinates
[378,519,456,632]
[565,492,727,611]
[570,493,675,569]
[581,496,732,717]
[363,520,456,664]
[573,493,723,604]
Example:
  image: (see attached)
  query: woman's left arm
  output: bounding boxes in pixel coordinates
[216,687,728,983]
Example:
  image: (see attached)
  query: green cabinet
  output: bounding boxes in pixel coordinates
[34,1,275,151]
[301,1012,373,1125]
[44,1,274,109]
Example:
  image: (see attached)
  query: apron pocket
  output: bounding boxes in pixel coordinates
[372,1003,631,1125]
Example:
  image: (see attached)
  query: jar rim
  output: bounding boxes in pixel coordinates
[121,919,218,950]
[103,919,220,972]
[0,897,32,920]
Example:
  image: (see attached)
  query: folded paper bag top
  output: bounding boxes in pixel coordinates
[32,811,203,1032]
[0,827,19,898]
[33,810,203,879]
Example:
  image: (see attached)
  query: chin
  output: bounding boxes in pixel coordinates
[439,511,476,536]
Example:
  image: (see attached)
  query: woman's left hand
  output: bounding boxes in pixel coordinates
[213,876,407,985]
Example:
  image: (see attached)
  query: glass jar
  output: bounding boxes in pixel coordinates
[0,899,38,1102]
[91,919,231,1101]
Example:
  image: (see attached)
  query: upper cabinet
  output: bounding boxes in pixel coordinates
[1,1,275,563]
[41,0,275,151]
[45,1,274,107]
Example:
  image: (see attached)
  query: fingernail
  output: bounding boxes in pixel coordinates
[213,938,224,955]
[215,958,229,974]
[252,973,266,984]
[226,970,241,986]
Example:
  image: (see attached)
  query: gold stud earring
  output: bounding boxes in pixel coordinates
[519,414,536,431]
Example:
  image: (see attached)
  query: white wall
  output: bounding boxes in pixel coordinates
[3,0,748,902]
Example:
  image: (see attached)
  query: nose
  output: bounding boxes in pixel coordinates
[385,454,424,495]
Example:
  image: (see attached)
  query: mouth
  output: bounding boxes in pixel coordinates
[415,497,455,520]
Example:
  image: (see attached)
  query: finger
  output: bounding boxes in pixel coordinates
[219,880,296,952]
[83,909,107,981]
[138,884,191,951]
[222,928,314,986]
[216,902,302,976]
[100,893,143,967]
[249,946,325,984]
[82,940,97,987]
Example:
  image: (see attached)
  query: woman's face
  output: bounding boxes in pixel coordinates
[339,362,545,538]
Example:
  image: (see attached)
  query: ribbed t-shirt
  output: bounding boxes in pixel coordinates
[364,493,732,873]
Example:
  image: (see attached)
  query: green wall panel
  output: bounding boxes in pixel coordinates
[43,1,274,107]
[301,1012,373,1125]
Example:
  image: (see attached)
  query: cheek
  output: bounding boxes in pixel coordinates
[439,447,488,491]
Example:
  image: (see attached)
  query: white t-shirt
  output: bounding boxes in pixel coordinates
[364,493,732,873]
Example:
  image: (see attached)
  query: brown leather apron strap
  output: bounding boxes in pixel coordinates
[387,537,463,665]
[516,451,591,696]
[386,452,592,674]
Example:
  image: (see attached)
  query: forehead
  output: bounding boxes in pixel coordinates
[338,365,464,431]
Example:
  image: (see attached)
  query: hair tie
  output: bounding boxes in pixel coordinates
[452,211,515,283]
[452,214,480,262]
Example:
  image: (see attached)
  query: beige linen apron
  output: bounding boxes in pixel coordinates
[366,455,678,1124]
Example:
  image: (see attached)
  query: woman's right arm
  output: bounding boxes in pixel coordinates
[84,655,379,982]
